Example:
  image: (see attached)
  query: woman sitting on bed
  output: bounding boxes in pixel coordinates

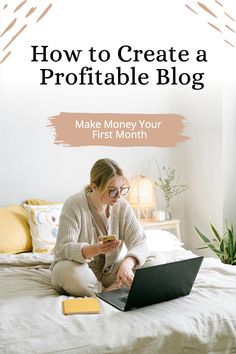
[51,158,157,297]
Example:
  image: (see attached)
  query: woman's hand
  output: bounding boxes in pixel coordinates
[82,239,121,259]
[96,239,121,255]
[116,257,137,288]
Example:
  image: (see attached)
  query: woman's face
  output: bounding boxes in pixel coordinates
[100,175,127,206]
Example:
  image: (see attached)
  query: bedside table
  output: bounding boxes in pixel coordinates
[140,219,181,240]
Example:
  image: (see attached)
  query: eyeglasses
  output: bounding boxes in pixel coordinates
[107,186,130,198]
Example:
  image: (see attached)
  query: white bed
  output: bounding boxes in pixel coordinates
[1,233,236,354]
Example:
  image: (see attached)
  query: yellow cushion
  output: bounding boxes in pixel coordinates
[0,205,32,253]
[24,199,60,205]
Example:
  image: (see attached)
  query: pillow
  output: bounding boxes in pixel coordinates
[24,199,62,205]
[145,229,184,252]
[0,205,32,253]
[23,204,63,253]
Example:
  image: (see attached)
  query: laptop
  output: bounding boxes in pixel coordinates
[97,256,203,311]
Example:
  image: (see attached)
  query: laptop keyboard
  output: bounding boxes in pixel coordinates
[119,296,128,303]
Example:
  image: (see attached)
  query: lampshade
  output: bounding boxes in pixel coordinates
[128,175,156,220]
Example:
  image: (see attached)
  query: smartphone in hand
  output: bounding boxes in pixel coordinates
[98,235,117,243]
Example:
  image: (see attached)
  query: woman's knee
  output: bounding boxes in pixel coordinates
[51,260,102,297]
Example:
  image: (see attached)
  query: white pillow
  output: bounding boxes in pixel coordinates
[145,229,184,252]
[23,204,63,253]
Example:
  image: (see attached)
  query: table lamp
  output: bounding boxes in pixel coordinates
[128,175,156,220]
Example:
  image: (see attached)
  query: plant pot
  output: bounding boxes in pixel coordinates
[165,209,172,220]
[164,203,172,220]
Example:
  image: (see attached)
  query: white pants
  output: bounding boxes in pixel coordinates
[51,253,162,297]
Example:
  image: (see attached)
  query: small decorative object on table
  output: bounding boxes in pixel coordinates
[154,161,188,220]
[195,221,236,265]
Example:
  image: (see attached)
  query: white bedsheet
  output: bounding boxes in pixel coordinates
[0,249,236,354]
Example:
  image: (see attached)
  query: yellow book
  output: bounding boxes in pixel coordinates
[62,297,101,315]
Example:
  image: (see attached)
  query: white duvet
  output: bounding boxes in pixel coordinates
[0,249,236,354]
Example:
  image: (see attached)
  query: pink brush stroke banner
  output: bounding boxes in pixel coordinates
[47,112,189,147]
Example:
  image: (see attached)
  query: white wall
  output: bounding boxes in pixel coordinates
[223,58,236,227]
[0,0,235,253]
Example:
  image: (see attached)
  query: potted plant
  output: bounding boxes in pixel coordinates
[154,161,188,219]
[194,221,236,265]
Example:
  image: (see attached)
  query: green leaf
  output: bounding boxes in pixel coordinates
[210,223,221,242]
[227,229,234,259]
[207,244,224,256]
[194,226,224,257]
[225,220,232,232]
[194,227,212,244]
[233,240,236,257]
[219,238,225,252]
[229,228,234,245]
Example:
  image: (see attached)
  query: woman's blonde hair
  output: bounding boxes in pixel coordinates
[89,158,125,194]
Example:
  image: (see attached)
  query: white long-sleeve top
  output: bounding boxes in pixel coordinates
[50,189,149,272]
